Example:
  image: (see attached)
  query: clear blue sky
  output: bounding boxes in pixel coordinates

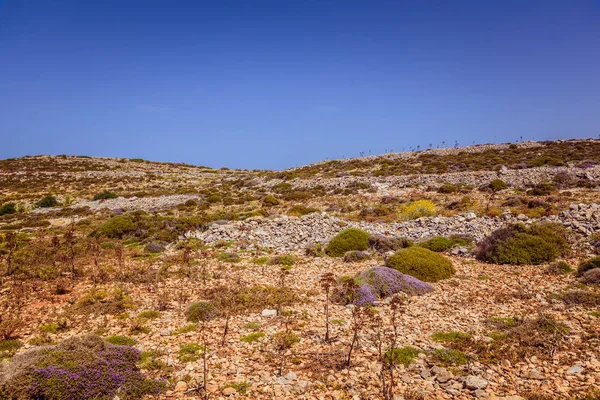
[1,1,599,169]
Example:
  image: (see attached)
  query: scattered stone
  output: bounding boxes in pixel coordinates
[567,365,584,374]
[261,309,277,317]
[174,381,187,393]
[464,375,489,390]
[223,387,237,396]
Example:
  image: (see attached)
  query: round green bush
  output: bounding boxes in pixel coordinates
[97,215,138,239]
[419,236,454,252]
[325,228,370,257]
[385,247,455,282]
[475,223,569,265]
[93,191,118,201]
[0,202,16,216]
[36,195,58,208]
[489,179,508,192]
[262,194,280,207]
[186,301,218,323]
[578,256,600,277]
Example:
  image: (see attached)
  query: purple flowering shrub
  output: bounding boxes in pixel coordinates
[352,284,378,306]
[359,266,434,297]
[0,335,164,400]
[333,276,377,306]
[333,267,433,306]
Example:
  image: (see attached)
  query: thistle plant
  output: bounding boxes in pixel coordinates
[276,266,291,316]
[320,272,336,342]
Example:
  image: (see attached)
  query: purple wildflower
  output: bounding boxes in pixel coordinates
[353,284,378,306]
[359,266,434,297]
[28,345,164,400]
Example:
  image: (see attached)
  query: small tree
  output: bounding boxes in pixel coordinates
[320,272,336,342]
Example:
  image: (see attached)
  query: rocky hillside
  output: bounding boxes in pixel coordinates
[1,139,600,400]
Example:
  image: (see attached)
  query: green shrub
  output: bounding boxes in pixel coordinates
[262,194,280,207]
[93,191,118,201]
[475,223,570,265]
[384,346,420,366]
[0,339,21,359]
[325,228,370,257]
[240,332,265,343]
[186,301,218,323]
[39,323,59,334]
[385,247,455,282]
[438,184,458,194]
[368,234,412,252]
[418,236,453,252]
[489,179,508,192]
[138,310,160,320]
[432,348,469,365]
[207,194,221,204]
[0,202,16,216]
[431,331,470,343]
[36,196,58,208]
[578,257,600,277]
[178,343,204,362]
[252,256,269,265]
[546,261,573,275]
[172,324,197,335]
[218,252,241,263]
[268,254,297,266]
[399,199,435,220]
[105,335,137,346]
[224,381,251,395]
[96,215,138,239]
[288,204,318,216]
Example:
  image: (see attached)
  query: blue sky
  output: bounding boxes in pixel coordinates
[1,1,599,169]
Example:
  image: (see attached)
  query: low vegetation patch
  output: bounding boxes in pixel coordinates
[384,346,421,366]
[546,260,573,275]
[431,331,471,343]
[368,234,412,252]
[178,343,204,362]
[577,256,600,276]
[475,223,569,265]
[418,235,473,252]
[398,199,435,220]
[240,332,265,343]
[385,247,455,282]
[0,335,163,399]
[35,195,59,208]
[204,285,304,314]
[93,191,118,201]
[105,335,137,346]
[325,228,370,257]
[431,348,469,365]
[74,288,136,315]
[0,202,16,216]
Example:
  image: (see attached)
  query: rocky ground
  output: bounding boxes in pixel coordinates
[8,252,600,400]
